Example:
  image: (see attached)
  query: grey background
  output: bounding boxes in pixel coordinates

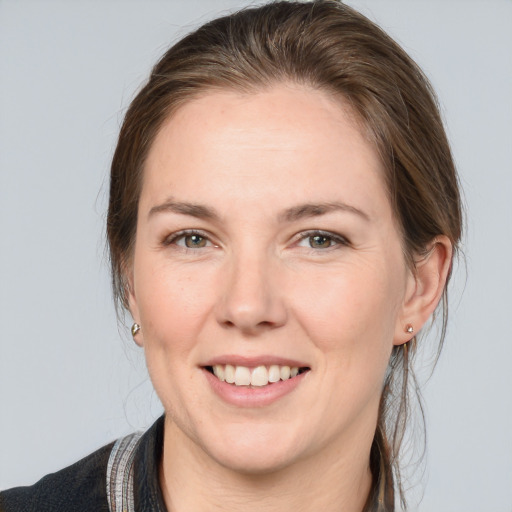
[1,1,511,510]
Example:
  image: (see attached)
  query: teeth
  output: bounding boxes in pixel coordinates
[251,366,268,387]
[213,364,225,382]
[234,366,251,386]
[211,364,304,386]
[268,365,281,383]
[225,364,235,384]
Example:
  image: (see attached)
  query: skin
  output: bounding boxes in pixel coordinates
[128,84,452,511]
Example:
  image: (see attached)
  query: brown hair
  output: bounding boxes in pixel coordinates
[107,1,463,509]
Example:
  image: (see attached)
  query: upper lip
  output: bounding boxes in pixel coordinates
[201,355,310,368]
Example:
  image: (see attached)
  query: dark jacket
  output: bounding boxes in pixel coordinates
[0,416,167,512]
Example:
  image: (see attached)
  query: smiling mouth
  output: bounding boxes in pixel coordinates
[205,364,310,387]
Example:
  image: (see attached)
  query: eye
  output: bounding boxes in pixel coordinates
[181,234,208,248]
[307,234,334,249]
[296,230,348,250]
[164,230,216,249]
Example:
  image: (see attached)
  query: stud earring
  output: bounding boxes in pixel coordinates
[405,324,414,334]
[131,323,141,337]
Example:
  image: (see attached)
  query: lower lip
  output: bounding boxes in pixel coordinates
[203,368,307,407]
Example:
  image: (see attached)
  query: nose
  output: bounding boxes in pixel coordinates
[216,253,288,335]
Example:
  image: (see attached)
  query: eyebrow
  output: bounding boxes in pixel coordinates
[148,199,220,221]
[148,199,370,223]
[279,202,370,223]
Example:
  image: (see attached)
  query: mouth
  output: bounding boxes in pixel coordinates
[204,364,310,387]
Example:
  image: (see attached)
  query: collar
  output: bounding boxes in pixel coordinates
[133,415,167,511]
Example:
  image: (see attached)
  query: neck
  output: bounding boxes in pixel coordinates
[159,418,373,512]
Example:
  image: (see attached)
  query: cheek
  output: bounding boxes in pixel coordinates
[132,259,219,411]
[293,260,402,341]
[136,263,216,343]
[288,256,405,398]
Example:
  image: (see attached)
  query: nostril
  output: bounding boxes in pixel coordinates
[220,318,284,334]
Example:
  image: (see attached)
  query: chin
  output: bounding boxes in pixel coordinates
[214,448,298,476]
[201,424,305,475]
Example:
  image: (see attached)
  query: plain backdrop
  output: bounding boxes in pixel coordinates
[1,1,511,511]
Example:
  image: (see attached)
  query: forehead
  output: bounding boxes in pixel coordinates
[141,84,388,221]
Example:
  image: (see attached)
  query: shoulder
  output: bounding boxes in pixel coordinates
[0,441,114,512]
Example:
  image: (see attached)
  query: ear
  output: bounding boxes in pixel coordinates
[125,266,144,348]
[394,235,453,346]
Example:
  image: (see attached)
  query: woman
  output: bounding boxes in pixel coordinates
[0,1,462,511]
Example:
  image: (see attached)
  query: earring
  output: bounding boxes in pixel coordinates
[131,323,141,337]
[405,324,414,334]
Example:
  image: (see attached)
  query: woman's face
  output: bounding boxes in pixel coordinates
[129,84,414,473]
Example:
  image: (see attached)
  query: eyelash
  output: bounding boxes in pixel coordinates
[294,230,350,250]
[163,229,350,253]
[162,229,216,249]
